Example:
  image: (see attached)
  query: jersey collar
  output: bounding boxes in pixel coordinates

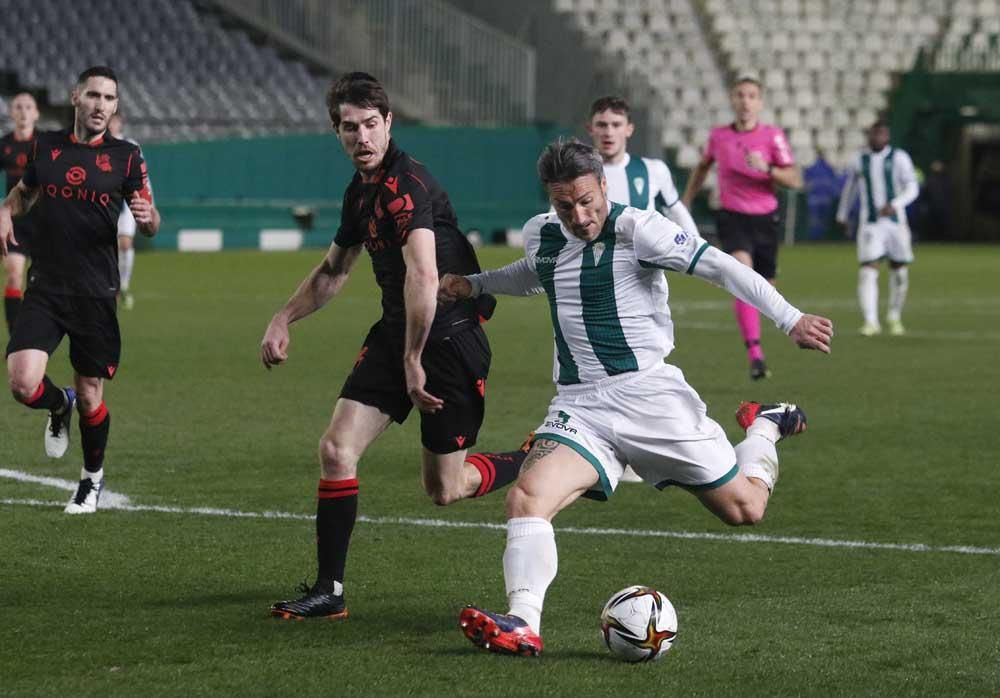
[68,130,106,147]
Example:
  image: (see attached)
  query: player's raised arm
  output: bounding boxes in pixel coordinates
[260,241,362,369]
[633,212,833,352]
[0,181,39,256]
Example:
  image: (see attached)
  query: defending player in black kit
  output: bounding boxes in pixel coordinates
[260,72,527,620]
[0,66,159,514]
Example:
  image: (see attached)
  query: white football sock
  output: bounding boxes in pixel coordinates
[118,247,135,292]
[858,266,880,327]
[887,266,909,323]
[504,516,557,634]
[81,467,104,483]
[736,429,779,492]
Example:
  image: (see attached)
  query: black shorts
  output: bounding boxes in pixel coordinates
[7,218,34,256]
[715,208,781,279]
[5,289,121,379]
[340,320,491,454]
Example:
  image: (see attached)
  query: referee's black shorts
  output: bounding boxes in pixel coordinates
[339,320,491,454]
[6,289,121,379]
[715,208,782,280]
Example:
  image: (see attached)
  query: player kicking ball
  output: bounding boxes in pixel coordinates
[438,139,833,656]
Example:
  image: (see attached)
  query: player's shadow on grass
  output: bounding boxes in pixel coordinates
[429,647,613,662]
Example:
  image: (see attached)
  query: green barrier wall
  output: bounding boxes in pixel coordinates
[142,126,562,248]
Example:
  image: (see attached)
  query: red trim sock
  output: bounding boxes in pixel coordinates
[79,402,111,473]
[316,478,359,587]
[467,451,524,497]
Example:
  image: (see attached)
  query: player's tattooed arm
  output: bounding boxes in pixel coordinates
[520,438,561,474]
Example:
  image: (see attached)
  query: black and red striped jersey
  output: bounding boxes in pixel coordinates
[22,129,152,297]
[335,139,485,340]
[1,129,36,193]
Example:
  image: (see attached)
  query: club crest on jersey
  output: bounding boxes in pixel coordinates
[633,177,645,195]
[592,242,606,265]
[96,153,112,172]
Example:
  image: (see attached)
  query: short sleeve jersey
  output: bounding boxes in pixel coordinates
[22,129,152,297]
[702,123,794,215]
[334,140,484,339]
[602,153,682,212]
[521,202,712,385]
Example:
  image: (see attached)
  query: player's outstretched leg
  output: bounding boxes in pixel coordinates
[459,606,543,657]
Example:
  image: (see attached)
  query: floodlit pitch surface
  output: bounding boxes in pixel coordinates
[2,244,998,696]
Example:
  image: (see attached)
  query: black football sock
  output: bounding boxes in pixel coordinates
[316,478,359,591]
[467,450,526,497]
[16,375,67,412]
[4,288,21,332]
[79,402,110,474]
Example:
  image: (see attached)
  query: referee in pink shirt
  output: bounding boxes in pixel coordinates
[682,73,803,381]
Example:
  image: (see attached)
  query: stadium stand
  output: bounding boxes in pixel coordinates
[0,0,332,141]
[552,0,951,171]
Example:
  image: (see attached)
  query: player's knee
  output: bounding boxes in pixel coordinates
[8,373,37,402]
[317,435,358,478]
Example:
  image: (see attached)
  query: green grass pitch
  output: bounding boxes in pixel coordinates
[2,243,998,697]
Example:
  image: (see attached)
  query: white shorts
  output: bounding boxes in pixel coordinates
[117,203,136,238]
[533,363,738,501]
[857,219,913,264]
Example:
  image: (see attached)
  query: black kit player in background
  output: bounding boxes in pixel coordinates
[260,72,530,620]
[0,66,159,514]
[1,92,40,334]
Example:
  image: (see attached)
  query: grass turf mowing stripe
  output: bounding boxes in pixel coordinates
[3,496,998,558]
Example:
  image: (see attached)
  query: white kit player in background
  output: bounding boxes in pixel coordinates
[441,139,834,658]
[836,119,919,336]
[587,95,697,236]
[108,114,144,310]
[587,95,697,483]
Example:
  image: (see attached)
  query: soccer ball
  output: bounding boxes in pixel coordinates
[600,585,678,662]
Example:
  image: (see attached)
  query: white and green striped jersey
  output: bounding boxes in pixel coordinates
[468,202,803,387]
[604,153,698,236]
[836,146,919,227]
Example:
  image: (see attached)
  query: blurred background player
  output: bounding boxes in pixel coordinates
[587,95,697,236]
[108,113,138,310]
[835,119,919,336]
[1,93,40,334]
[1,66,159,514]
[682,74,802,380]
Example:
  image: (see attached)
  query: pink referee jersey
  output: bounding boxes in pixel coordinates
[702,123,795,215]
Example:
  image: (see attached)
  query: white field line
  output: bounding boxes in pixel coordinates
[674,320,1000,341]
[1,493,997,558]
[0,468,131,507]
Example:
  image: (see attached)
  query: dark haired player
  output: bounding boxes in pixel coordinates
[1,93,40,333]
[1,66,159,514]
[260,72,528,620]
